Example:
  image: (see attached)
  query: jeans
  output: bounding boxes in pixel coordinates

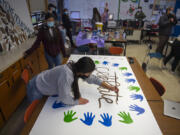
[27,76,43,103]
[44,51,62,69]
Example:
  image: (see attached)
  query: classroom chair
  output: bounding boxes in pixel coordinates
[21,66,40,123]
[24,100,40,123]
[150,77,166,96]
[109,46,124,55]
[21,68,29,84]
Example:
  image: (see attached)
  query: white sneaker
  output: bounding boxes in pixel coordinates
[170,70,175,74]
[162,63,167,70]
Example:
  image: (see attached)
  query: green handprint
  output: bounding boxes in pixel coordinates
[119,67,127,71]
[64,110,78,123]
[118,112,133,124]
[94,60,100,64]
[128,85,140,92]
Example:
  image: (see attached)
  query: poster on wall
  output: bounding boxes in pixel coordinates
[29,55,162,135]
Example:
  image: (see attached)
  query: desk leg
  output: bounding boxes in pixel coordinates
[124,43,126,56]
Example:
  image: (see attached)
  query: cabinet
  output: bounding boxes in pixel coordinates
[20,51,40,79]
[37,44,48,71]
[0,61,26,120]
[0,111,4,129]
[0,44,51,127]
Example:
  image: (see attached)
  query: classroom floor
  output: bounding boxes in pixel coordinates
[0,43,180,135]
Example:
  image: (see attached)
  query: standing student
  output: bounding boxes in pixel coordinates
[102,8,109,32]
[156,7,177,55]
[163,36,180,73]
[62,8,76,48]
[27,57,119,105]
[25,13,66,69]
[48,3,58,21]
[91,8,101,30]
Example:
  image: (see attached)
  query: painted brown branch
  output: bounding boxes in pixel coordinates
[95,67,121,108]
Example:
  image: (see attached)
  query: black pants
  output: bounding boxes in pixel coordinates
[66,28,75,47]
[164,48,180,72]
[156,35,169,54]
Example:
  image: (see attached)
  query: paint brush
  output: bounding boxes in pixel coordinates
[115,72,118,104]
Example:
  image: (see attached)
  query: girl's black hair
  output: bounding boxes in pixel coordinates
[71,57,95,99]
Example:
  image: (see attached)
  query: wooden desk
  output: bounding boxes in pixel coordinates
[21,57,180,135]
[148,101,180,135]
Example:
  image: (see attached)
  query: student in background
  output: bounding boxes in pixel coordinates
[48,3,58,21]
[27,57,119,105]
[135,7,146,21]
[25,13,66,69]
[62,8,76,48]
[163,36,180,73]
[156,7,177,55]
[91,8,101,30]
[102,8,109,32]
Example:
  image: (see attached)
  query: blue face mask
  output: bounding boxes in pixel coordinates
[65,11,68,15]
[47,21,54,27]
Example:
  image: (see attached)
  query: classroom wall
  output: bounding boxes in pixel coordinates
[29,0,46,12]
[5,0,34,31]
[65,0,176,21]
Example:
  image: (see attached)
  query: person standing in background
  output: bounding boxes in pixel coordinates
[25,13,66,69]
[163,36,180,73]
[156,7,177,55]
[62,8,76,48]
[48,3,58,21]
[91,8,101,30]
[102,8,109,32]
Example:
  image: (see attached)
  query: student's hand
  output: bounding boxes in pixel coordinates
[109,86,119,93]
[78,97,89,105]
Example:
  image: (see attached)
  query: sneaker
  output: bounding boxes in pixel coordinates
[170,70,175,74]
[162,63,167,69]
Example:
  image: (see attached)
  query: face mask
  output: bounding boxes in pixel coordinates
[78,75,89,80]
[53,8,56,12]
[65,11,68,15]
[47,21,54,27]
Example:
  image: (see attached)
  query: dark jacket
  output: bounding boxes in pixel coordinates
[26,25,66,57]
[62,13,72,29]
[172,39,180,57]
[158,13,177,36]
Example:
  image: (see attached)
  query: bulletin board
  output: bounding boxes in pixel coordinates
[29,55,162,135]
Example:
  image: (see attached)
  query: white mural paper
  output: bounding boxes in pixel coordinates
[30,55,162,135]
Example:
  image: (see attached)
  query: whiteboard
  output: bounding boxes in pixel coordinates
[30,55,162,135]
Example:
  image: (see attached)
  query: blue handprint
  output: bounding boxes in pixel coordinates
[80,112,95,126]
[52,95,58,97]
[98,113,112,127]
[125,79,136,83]
[130,94,143,102]
[102,61,109,65]
[52,100,67,109]
[123,72,133,77]
[129,104,145,115]
[112,63,119,67]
